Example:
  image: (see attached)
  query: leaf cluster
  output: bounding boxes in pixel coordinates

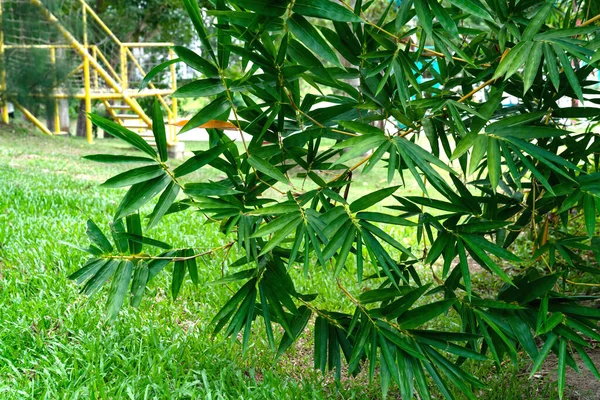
[71,0,600,398]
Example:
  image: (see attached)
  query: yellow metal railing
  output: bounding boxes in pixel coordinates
[0,0,178,145]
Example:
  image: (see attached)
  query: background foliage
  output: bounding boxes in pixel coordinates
[73,0,600,398]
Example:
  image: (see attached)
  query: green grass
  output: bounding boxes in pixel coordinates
[0,124,563,399]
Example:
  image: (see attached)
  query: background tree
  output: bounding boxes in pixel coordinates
[91,0,211,45]
[72,0,600,398]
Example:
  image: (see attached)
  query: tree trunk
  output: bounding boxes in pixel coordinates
[76,99,86,137]
[46,102,55,132]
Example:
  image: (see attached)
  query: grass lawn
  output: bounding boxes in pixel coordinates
[0,123,570,399]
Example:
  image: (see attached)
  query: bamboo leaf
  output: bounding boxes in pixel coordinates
[89,114,157,159]
[114,175,171,221]
[286,14,341,67]
[147,182,180,230]
[523,42,543,94]
[554,44,584,102]
[106,260,133,320]
[171,46,219,78]
[399,299,457,329]
[83,154,156,164]
[101,165,166,188]
[350,186,400,213]
[152,100,168,162]
[173,143,230,177]
[179,95,231,134]
[293,0,362,22]
[446,0,493,22]
[248,155,291,185]
[140,58,180,90]
[85,220,113,254]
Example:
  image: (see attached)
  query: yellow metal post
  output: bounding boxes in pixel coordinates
[91,46,99,90]
[50,47,60,134]
[120,46,128,91]
[169,48,178,144]
[0,0,9,124]
[82,6,92,143]
[30,0,175,134]
[14,102,53,135]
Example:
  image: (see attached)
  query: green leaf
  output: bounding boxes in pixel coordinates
[114,175,171,221]
[333,134,387,166]
[247,202,300,216]
[228,0,288,16]
[446,0,493,22]
[121,233,172,250]
[131,262,149,307]
[399,299,457,329]
[558,338,566,399]
[535,26,599,40]
[337,121,385,136]
[487,138,501,191]
[171,46,219,78]
[106,260,133,320]
[88,114,157,159]
[334,225,356,277]
[429,0,457,36]
[286,14,341,67]
[457,239,471,299]
[356,212,416,226]
[82,259,120,296]
[181,0,216,62]
[584,194,597,237]
[523,42,543,94]
[248,155,291,185]
[530,332,558,377]
[152,100,168,162]
[173,143,230,177]
[350,186,400,213]
[451,132,478,160]
[101,165,166,188]
[172,256,186,300]
[83,154,156,164]
[86,220,113,254]
[522,2,553,42]
[259,216,303,256]
[69,258,107,285]
[252,214,300,240]
[276,306,312,357]
[180,95,231,134]
[543,43,561,92]
[414,0,433,38]
[491,126,568,139]
[140,58,180,90]
[575,344,600,381]
[173,79,226,98]
[147,182,180,230]
[185,249,198,285]
[293,0,362,22]
[184,182,242,197]
[125,213,143,254]
[461,235,515,286]
[555,44,584,102]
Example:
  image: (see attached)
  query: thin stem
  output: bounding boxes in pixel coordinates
[580,13,600,27]
[566,280,600,287]
[102,242,235,262]
[458,78,496,103]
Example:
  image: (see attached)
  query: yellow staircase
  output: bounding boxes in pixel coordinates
[0,0,178,145]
